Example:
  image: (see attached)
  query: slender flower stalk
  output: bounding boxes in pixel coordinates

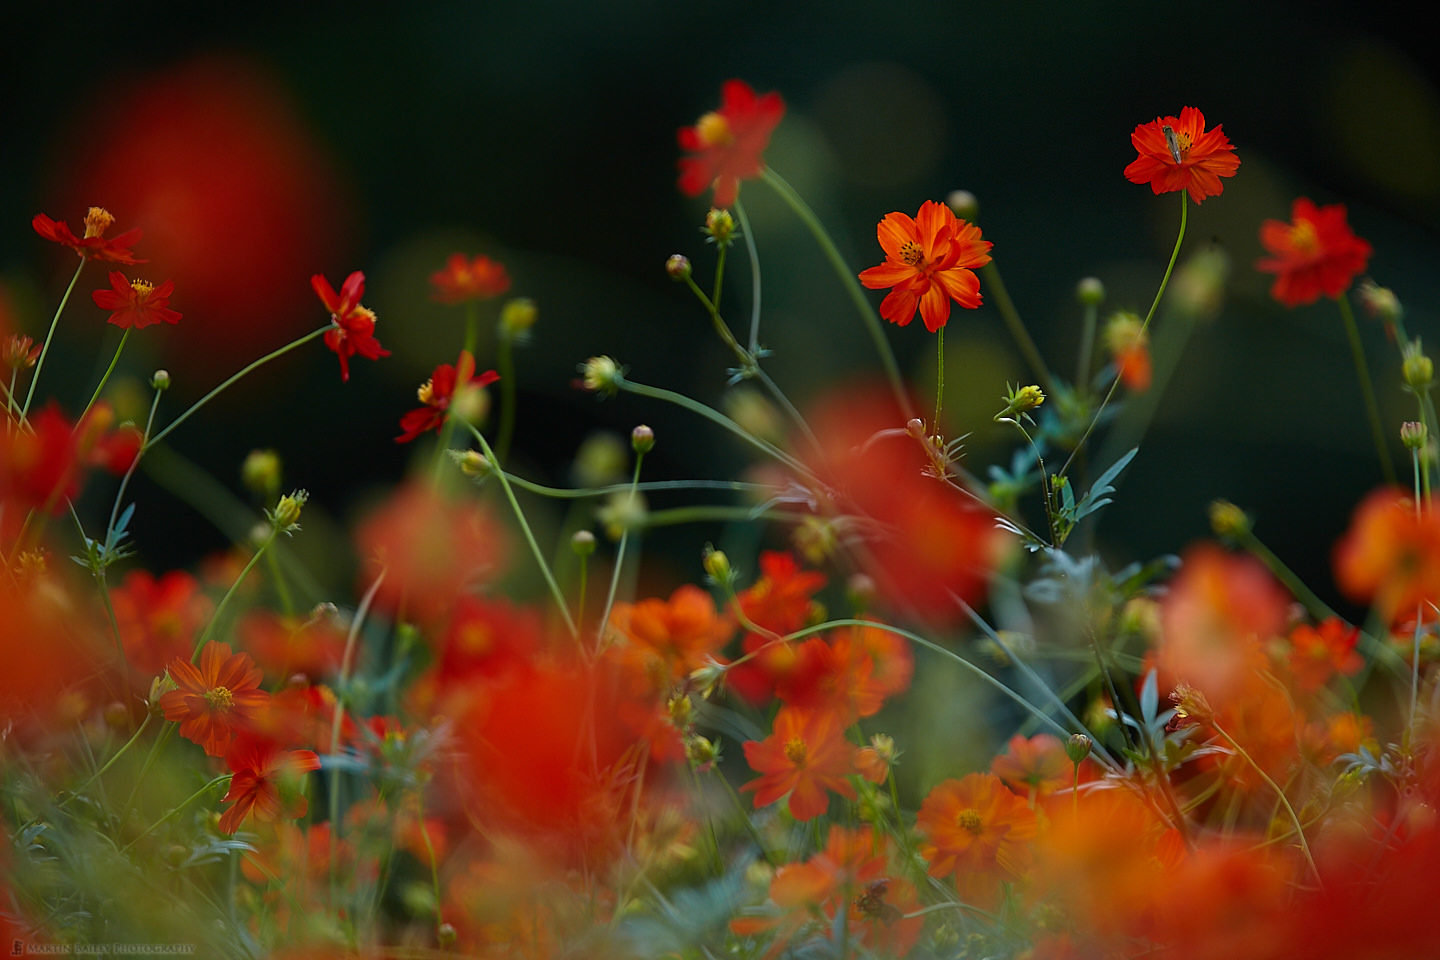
[1337,293,1396,485]
[20,260,86,422]
[82,329,130,419]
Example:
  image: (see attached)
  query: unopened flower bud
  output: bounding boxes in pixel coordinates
[450,382,492,426]
[1403,340,1433,392]
[704,207,736,246]
[689,656,728,699]
[1065,733,1093,765]
[1402,421,1428,450]
[270,489,308,533]
[945,190,979,221]
[147,674,177,715]
[454,449,491,477]
[685,734,719,769]
[597,490,647,540]
[667,693,694,728]
[499,297,537,336]
[1170,682,1214,724]
[869,732,897,763]
[665,254,692,280]
[702,544,733,586]
[150,369,171,391]
[1208,499,1251,540]
[1169,246,1230,321]
[3,334,40,370]
[578,355,623,395]
[437,923,457,947]
[1358,279,1403,330]
[1076,277,1106,307]
[631,424,655,454]
[906,418,927,439]
[995,383,1045,421]
[241,449,282,497]
[104,701,130,730]
[571,529,596,557]
[846,572,877,612]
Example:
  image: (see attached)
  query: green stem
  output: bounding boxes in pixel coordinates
[1236,528,1337,623]
[21,259,86,422]
[329,569,385,906]
[82,329,130,419]
[58,714,151,809]
[1077,297,1098,389]
[616,376,814,480]
[1211,718,1322,886]
[147,325,330,450]
[191,530,276,661]
[487,473,768,500]
[495,330,518,465]
[732,199,763,353]
[934,326,945,433]
[467,423,578,639]
[761,167,913,420]
[595,454,644,653]
[1337,292,1396,486]
[1059,193,1188,481]
[982,261,1055,395]
[264,546,295,617]
[712,236,728,316]
[122,774,230,852]
[681,272,751,369]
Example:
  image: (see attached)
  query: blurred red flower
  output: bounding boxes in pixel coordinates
[677,79,784,209]
[396,350,499,443]
[1256,198,1372,307]
[218,734,321,835]
[313,270,389,382]
[858,200,992,332]
[1334,487,1440,622]
[91,271,181,329]
[916,772,1038,905]
[0,402,141,525]
[1285,617,1362,693]
[1124,106,1239,204]
[32,207,144,264]
[160,641,270,757]
[430,253,511,304]
[111,569,213,686]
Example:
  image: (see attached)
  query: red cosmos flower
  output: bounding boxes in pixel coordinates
[1285,618,1362,693]
[312,270,390,382]
[1124,106,1240,204]
[430,253,511,304]
[111,569,213,685]
[916,772,1038,905]
[159,641,270,757]
[1334,487,1440,622]
[396,350,500,443]
[217,734,321,835]
[1256,198,1372,307]
[990,733,1071,798]
[677,79,785,209]
[741,706,857,820]
[90,272,181,329]
[0,402,141,520]
[858,200,992,332]
[32,207,145,263]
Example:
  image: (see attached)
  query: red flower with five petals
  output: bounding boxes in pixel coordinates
[159,641,270,757]
[91,272,181,329]
[1123,107,1239,204]
[32,207,145,264]
[741,706,857,820]
[395,350,500,443]
[1256,198,1372,307]
[858,200,992,332]
[677,80,785,209]
[312,271,390,381]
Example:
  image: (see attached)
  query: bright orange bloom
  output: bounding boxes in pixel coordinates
[1285,617,1362,693]
[312,270,390,382]
[741,706,857,820]
[90,271,181,329]
[395,349,500,443]
[606,583,734,685]
[916,772,1037,904]
[1257,197,1372,307]
[1334,487,1440,622]
[217,735,321,834]
[677,79,785,209]
[32,207,144,263]
[858,200,992,332]
[1124,106,1239,204]
[729,551,826,704]
[991,734,1071,798]
[430,253,511,304]
[159,641,270,757]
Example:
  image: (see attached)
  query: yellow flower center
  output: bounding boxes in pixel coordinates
[956,808,983,834]
[899,241,924,267]
[695,112,733,147]
[204,686,234,710]
[129,279,155,298]
[84,207,115,239]
[784,736,808,767]
[417,379,436,405]
[1288,219,1319,254]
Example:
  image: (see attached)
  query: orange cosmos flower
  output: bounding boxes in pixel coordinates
[430,253,511,304]
[217,734,321,835]
[741,706,857,821]
[1334,487,1440,622]
[312,270,390,382]
[990,734,1071,798]
[1256,197,1372,307]
[916,772,1038,904]
[606,583,734,685]
[32,207,145,263]
[677,79,785,209]
[1285,617,1362,694]
[395,349,500,443]
[858,200,992,332]
[90,271,181,329]
[1124,106,1239,204]
[159,641,270,757]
